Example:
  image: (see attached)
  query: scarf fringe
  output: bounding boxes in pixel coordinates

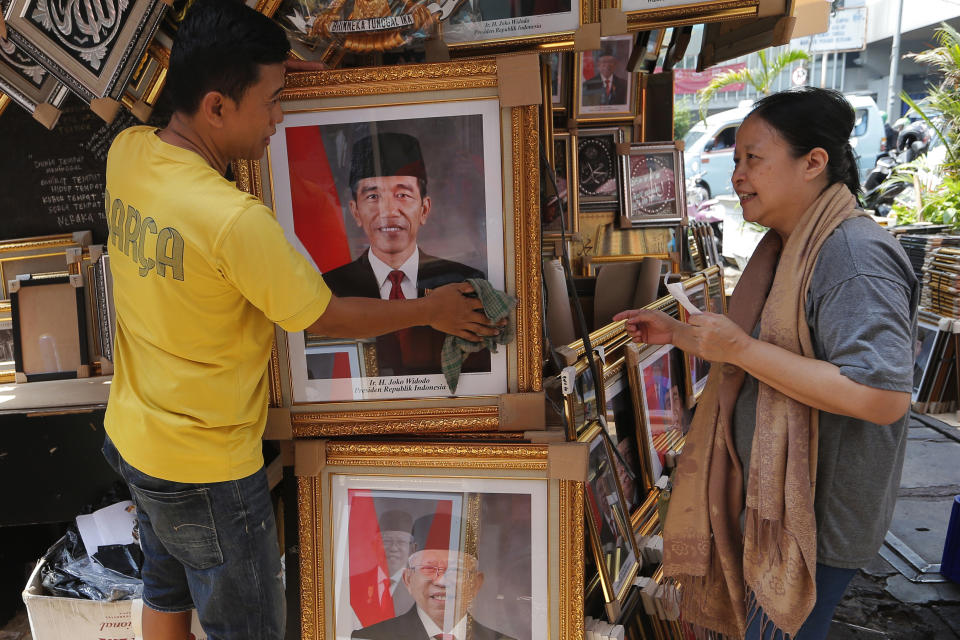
[746,586,794,640]
[747,509,785,568]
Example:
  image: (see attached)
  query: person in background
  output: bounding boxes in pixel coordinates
[615,87,917,640]
[100,1,499,638]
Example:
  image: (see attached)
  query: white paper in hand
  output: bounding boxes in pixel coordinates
[666,282,704,317]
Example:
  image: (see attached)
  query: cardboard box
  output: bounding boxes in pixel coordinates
[22,558,207,640]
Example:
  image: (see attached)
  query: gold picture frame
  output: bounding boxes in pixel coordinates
[0,233,91,302]
[543,131,578,238]
[614,0,759,32]
[0,301,13,383]
[573,34,639,124]
[297,440,584,640]
[702,264,727,314]
[580,422,641,622]
[441,0,594,56]
[234,60,542,436]
[675,274,710,407]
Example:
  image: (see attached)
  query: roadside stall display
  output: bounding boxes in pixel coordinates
[0,1,822,638]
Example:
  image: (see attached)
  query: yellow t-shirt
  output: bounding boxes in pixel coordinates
[103,126,330,483]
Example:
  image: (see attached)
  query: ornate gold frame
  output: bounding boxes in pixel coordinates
[297,441,584,640]
[234,60,542,436]
[614,0,759,31]
[579,422,641,621]
[701,264,727,314]
[443,0,596,56]
[675,274,709,407]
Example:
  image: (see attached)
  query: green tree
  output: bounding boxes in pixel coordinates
[696,49,810,118]
[673,96,697,141]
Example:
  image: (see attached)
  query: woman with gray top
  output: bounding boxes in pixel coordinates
[615,87,918,639]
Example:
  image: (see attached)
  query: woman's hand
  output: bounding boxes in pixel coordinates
[613,309,752,366]
[685,312,751,365]
[612,309,679,345]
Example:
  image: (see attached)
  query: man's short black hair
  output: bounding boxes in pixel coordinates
[165,0,290,115]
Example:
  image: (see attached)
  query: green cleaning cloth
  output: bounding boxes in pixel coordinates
[440,278,517,395]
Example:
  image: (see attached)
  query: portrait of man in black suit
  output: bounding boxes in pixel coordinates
[352,514,516,640]
[581,47,629,108]
[351,510,417,620]
[321,132,489,377]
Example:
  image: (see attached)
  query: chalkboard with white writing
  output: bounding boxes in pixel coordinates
[0,96,144,243]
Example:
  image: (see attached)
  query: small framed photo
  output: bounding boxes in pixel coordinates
[702,264,727,314]
[298,441,584,640]
[618,142,686,228]
[562,356,602,440]
[581,422,641,622]
[10,273,89,382]
[0,34,69,125]
[674,275,710,406]
[625,343,685,485]
[575,126,626,211]
[600,342,651,514]
[2,0,167,104]
[545,51,571,117]
[574,35,637,122]
[543,131,577,237]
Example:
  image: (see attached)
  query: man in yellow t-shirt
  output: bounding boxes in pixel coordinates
[100,2,498,639]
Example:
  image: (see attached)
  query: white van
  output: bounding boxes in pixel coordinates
[683,94,884,197]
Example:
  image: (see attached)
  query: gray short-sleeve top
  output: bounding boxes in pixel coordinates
[732,215,919,569]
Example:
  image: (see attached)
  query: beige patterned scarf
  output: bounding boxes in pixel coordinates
[662,183,864,638]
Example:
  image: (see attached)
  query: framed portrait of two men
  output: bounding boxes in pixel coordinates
[235,59,542,437]
[298,441,584,640]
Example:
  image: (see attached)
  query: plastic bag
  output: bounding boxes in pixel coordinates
[39,530,143,602]
[274,0,449,54]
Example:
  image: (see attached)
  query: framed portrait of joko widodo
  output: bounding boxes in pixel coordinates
[297,441,584,640]
[573,34,637,123]
[440,0,589,55]
[615,0,759,31]
[233,59,542,437]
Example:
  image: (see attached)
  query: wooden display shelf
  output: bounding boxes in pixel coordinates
[0,376,112,415]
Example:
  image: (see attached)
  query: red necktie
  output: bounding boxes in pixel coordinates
[434,635,456,640]
[386,270,412,361]
[387,269,405,300]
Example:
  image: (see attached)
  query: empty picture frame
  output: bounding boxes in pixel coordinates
[10,273,89,382]
[2,0,166,106]
[233,59,542,436]
[0,232,91,301]
[297,440,584,640]
[618,142,685,228]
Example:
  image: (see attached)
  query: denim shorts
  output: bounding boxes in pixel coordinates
[102,436,285,640]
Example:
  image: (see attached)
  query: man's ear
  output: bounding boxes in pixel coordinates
[348,200,363,227]
[419,196,432,224]
[199,91,228,129]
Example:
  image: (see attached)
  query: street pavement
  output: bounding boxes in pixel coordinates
[829,414,960,639]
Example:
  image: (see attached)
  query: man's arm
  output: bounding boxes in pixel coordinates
[308,281,500,342]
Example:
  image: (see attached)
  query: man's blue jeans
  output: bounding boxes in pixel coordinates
[102,436,285,640]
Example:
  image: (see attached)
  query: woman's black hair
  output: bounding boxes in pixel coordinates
[164,0,291,116]
[747,87,863,201]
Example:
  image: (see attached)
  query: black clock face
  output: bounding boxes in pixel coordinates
[628,154,676,217]
[577,136,617,197]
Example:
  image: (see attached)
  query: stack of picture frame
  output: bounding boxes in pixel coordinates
[554,265,726,637]
[543,40,687,277]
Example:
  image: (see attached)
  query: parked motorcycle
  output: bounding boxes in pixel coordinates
[862,137,930,214]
